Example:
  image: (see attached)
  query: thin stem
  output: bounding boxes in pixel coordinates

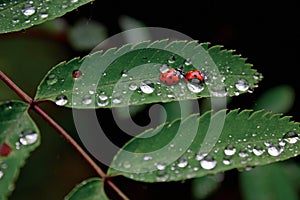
[0,70,130,200]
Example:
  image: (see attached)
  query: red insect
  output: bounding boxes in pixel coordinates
[185,70,204,83]
[159,68,180,86]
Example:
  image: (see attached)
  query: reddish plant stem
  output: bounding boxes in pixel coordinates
[0,70,129,200]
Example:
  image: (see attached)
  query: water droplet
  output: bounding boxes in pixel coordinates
[160,64,169,73]
[22,6,35,16]
[195,152,207,161]
[140,81,155,94]
[112,98,122,104]
[235,79,249,92]
[283,132,299,144]
[0,171,3,179]
[253,145,264,156]
[200,155,217,170]
[267,145,283,157]
[97,94,109,107]
[177,157,188,168]
[72,69,82,79]
[156,163,166,170]
[224,144,236,156]
[123,161,131,169]
[128,83,138,91]
[187,82,204,93]
[121,70,128,77]
[168,55,176,64]
[19,130,38,145]
[238,150,249,158]
[82,95,92,105]
[143,155,152,161]
[46,74,58,85]
[55,95,68,106]
[102,72,107,77]
[0,143,12,157]
[184,58,192,66]
[39,13,48,19]
[223,156,231,165]
[71,0,78,3]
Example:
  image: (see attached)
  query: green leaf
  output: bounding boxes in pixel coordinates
[35,40,262,108]
[254,84,295,113]
[0,0,93,34]
[0,101,40,200]
[107,109,300,182]
[240,163,298,200]
[64,178,109,200]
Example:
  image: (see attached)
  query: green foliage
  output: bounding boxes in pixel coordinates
[65,178,108,200]
[0,0,94,34]
[0,101,40,200]
[35,40,262,108]
[108,109,300,182]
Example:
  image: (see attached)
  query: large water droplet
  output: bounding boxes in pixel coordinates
[283,132,299,144]
[140,80,155,94]
[177,157,188,168]
[200,155,217,170]
[224,144,236,156]
[223,156,231,165]
[235,79,249,92]
[184,58,192,66]
[0,171,3,179]
[46,74,58,85]
[0,143,12,157]
[19,130,38,145]
[195,152,208,161]
[55,95,68,106]
[267,145,283,156]
[252,145,264,156]
[160,64,169,73]
[22,6,35,16]
[187,82,204,93]
[97,94,109,107]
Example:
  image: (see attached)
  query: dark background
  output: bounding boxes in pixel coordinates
[1,0,300,199]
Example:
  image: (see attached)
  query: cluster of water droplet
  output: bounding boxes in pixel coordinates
[0,0,81,29]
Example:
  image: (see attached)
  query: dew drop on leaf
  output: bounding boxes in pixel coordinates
[159,64,169,73]
[283,132,299,144]
[123,161,131,169]
[0,171,4,179]
[82,95,92,105]
[55,95,68,106]
[0,143,12,157]
[267,145,283,157]
[187,82,204,93]
[72,69,82,79]
[46,74,58,85]
[252,145,264,156]
[177,157,188,168]
[184,58,192,66]
[121,70,128,77]
[168,55,176,64]
[222,156,231,165]
[97,94,109,107]
[22,6,36,16]
[224,144,236,156]
[200,155,217,170]
[19,130,38,145]
[235,79,249,92]
[128,83,138,91]
[140,81,155,94]
[156,163,166,171]
[143,155,152,161]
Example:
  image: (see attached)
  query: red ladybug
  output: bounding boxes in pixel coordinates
[185,70,204,83]
[159,68,180,86]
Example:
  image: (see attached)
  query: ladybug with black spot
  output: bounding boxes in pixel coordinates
[159,68,181,86]
[185,70,204,84]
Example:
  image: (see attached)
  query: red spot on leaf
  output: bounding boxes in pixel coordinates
[0,143,12,157]
[72,69,82,78]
